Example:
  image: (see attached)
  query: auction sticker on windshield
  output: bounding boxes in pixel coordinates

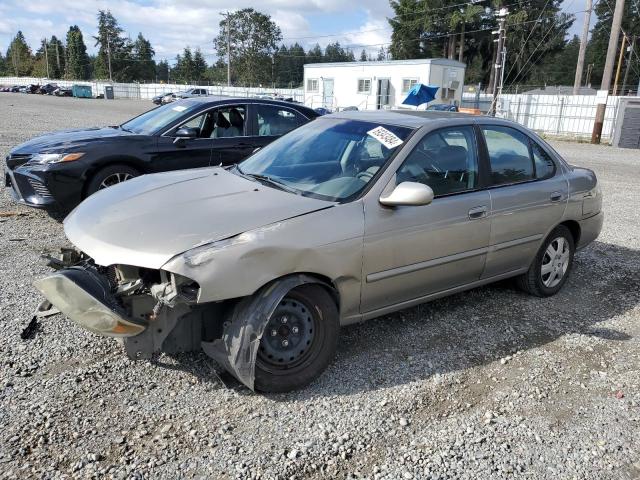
[367,126,404,149]
[172,105,187,112]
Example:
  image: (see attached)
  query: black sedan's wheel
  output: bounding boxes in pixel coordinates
[86,164,139,197]
[516,225,575,297]
[255,285,339,393]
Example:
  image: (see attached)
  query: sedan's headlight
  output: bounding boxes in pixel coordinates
[29,152,85,165]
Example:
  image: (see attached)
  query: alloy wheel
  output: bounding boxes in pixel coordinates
[541,236,570,288]
[99,172,134,189]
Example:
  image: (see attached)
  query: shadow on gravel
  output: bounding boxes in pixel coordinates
[283,240,639,399]
[149,241,639,398]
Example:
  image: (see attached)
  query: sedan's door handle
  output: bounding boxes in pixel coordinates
[550,191,563,202]
[468,205,488,220]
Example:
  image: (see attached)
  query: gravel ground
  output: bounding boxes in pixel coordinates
[1,94,639,480]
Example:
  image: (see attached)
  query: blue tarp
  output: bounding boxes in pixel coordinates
[402,84,439,106]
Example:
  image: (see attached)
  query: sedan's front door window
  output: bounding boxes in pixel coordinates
[211,106,246,138]
[482,126,534,185]
[396,126,478,197]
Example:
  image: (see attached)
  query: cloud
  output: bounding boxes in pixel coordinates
[0,0,395,62]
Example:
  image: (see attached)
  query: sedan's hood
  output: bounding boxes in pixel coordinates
[64,168,333,269]
[10,127,135,155]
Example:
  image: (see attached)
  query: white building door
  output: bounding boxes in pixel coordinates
[323,79,334,109]
[377,78,390,109]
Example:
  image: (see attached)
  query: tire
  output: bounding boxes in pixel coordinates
[86,164,140,197]
[516,225,575,297]
[254,285,339,393]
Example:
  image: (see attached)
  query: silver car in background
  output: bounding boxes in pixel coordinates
[34,111,603,392]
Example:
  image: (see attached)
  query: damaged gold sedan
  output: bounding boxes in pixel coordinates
[34,111,603,392]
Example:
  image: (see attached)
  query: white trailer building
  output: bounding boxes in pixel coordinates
[303,58,466,111]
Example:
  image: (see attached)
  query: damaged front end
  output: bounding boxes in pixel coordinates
[32,250,326,391]
[33,249,218,359]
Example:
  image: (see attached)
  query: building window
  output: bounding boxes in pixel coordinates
[402,78,418,93]
[357,78,372,94]
[306,78,319,93]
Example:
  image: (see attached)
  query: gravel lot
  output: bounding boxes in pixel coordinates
[1,94,639,480]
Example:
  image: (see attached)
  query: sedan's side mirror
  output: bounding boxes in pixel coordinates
[173,127,198,145]
[379,182,434,207]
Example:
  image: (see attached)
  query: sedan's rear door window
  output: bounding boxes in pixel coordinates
[254,105,301,137]
[482,126,535,185]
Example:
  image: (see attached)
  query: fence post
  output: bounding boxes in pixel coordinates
[556,97,565,134]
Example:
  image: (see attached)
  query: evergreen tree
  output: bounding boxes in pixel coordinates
[360,49,368,61]
[306,44,323,63]
[93,10,134,81]
[377,46,387,61]
[192,48,207,82]
[133,33,155,81]
[156,60,169,82]
[214,8,282,86]
[65,25,90,80]
[6,31,33,76]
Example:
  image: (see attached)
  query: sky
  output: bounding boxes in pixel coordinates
[0,0,594,64]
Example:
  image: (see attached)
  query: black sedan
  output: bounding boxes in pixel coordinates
[5,97,318,212]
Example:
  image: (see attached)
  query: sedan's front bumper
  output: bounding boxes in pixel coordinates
[5,166,56,207]
[33,267,146,337]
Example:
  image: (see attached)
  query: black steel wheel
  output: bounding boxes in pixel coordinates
[255,285,339,393]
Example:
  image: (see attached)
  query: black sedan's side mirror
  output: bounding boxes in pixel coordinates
[173,127,198,146]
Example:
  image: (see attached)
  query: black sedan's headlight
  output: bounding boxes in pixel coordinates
[28,153,85,165]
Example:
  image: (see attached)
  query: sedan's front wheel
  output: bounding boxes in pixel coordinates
[255,285,339,392]
[86,164,140,197]
[516,225,575,297]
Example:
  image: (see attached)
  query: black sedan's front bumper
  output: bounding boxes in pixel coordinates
[4,156,86,210]
[5,166,56,207]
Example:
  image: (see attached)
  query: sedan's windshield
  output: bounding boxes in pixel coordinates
[237,118,413,202]
[121,100,200,135]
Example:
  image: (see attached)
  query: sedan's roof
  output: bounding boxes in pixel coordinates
[325,110,511,129]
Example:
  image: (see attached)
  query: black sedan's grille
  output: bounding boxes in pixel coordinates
[27,178,52,199]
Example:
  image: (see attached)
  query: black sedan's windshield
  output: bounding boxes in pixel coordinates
[121,100,200,135]
[237,118,413,202]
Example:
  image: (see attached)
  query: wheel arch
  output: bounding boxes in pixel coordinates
[558,219,581,246]
[82,157,146,199]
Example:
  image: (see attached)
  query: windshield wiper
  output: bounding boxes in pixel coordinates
[243,172,300,194]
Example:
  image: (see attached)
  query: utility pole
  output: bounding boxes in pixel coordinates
[490,8,508,116]
[591,0,625,143]
[573,0,592,94]
[622,35,636,95]
[585,63,593,86]
[221,12,232,87]
[107,34,113,82]
[55,40,61,73]
[44,38,50,78]
[613,34,627,95]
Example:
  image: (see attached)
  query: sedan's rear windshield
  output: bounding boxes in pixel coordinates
[121,100,200,135]
[237,118,414,202]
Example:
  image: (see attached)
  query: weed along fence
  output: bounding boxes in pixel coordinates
[462,92,627,142]
[0,76,305,102]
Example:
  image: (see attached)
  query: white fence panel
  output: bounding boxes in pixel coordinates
[0,76,304,102]
[462,92,624,141]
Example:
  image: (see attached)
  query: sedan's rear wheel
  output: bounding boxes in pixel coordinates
[255,285,339,393]
[516,225,575,297]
